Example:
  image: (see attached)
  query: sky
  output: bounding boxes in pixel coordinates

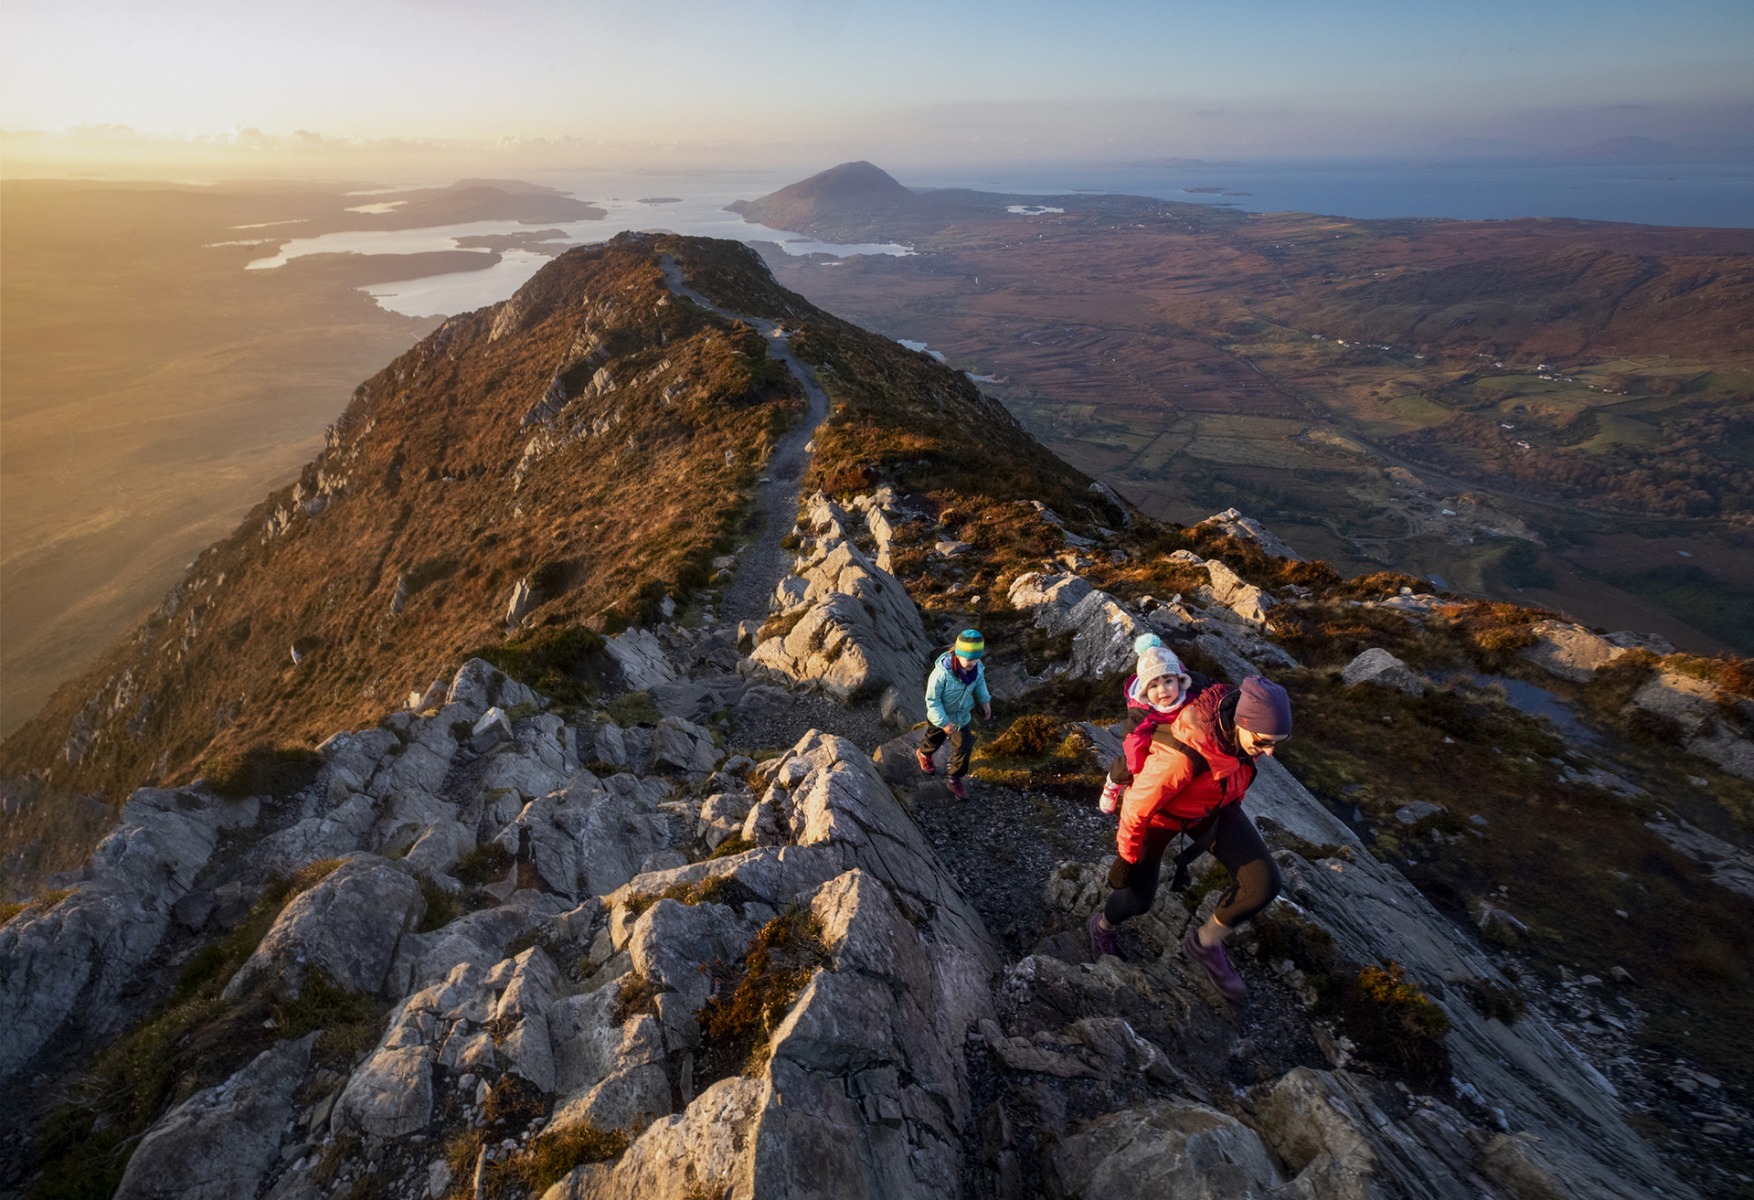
[2,0,1752,177]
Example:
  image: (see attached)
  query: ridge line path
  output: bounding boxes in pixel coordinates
[655,255,1121,970]
[659,256,831,630]
[655,256,894,758]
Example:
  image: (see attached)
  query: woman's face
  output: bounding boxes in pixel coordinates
[955,654,980,671]
[1144,675,1182,707]
[1237,727,1288,757]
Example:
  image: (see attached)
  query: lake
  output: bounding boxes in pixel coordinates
[910,159,1754,229]
[249,172,912,318]
[245,160,1754,319]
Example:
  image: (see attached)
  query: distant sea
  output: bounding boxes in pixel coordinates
[907,159,1754,230]
[248,161,1754,318]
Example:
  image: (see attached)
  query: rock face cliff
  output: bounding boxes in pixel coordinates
[4,236,1752,1200]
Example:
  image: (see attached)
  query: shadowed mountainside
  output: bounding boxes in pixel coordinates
[0,233,1091,809]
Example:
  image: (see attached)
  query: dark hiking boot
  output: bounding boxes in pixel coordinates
[1088,912,1120,960]
[916,747,936,775]
[947,775,967,800]
[1181,928,1246,1001]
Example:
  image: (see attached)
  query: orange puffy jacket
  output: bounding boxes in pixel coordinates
[1116,683,1256,864]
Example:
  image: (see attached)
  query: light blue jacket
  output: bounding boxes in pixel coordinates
[925,652,991,727]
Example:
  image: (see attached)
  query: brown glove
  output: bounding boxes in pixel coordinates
[1108,856,1132,889]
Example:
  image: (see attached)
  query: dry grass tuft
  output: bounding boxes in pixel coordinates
[695,908,829,1085]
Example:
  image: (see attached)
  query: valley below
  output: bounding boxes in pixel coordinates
[4,168,1751,744]
[0,179,600,736]
[740,174,1754,658]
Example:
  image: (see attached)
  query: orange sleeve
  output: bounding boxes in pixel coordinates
[1115,737,1197,862]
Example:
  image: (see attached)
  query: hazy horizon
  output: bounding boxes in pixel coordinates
[3,0,1751,181]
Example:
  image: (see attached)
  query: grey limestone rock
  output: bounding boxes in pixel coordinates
[1006,572,1149,683]
[446,657,539,719]
[1045,1099,1288,1200]
[335,1044,436,1138]
[471,706,514,751]
[0,786,255,1085]
[507,576,533,629]
[1632,668,1754,781]
[543,1076,765,1200]
[1521,620,1629,682]
[1201,558,1275,625]
[1341,647,1429,696]
[1199,507,1303,562]
[649,715,720,776]
[604,628,678,692]
[222,855,424,1002]
[1259,1067,1482,1200]
[1644,818,1754,901]
[115,1036,313,1200]
[749,493,934,727]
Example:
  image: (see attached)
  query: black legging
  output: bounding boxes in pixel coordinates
[1104,803,1281,929]
[919,722,974,778]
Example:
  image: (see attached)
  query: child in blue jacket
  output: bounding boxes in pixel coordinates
[918,629,993,799]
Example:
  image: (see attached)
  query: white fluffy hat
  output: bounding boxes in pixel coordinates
[1133,633,1189,689]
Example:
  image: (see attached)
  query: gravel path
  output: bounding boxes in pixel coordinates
[658,257,829,630]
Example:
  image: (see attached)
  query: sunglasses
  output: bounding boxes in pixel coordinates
[1246,732,1289,748]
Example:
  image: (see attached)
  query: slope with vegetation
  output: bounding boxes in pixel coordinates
[4,232,1754,1199]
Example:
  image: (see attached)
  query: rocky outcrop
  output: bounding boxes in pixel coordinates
[1341,647,1429,695]
[1632,668,1754,781]
[1065,720,1691,1198]
[750,493,934,726]
[1521,620,1629,682]
[0,785,258,1085]
[114,1036,314,1200]
[6,490,1731,1200]
[1006,560,1293,690]
[1200,507,1302,562]
[1006,572,1151,682]
[1241,759,1685,1197]
[1046,1100,1288,1199]
[222,856,425,1002]
[1201,557,1275,625]
[1257,1067,1591,1200]
[604,629,678,692]
[1645,817,1754,901]
[539,732,997,1198]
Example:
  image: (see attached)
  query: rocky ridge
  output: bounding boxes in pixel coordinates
[5,235,1753,1200]
[7,484,1751,1198]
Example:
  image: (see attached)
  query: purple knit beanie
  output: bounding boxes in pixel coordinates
[1235,677,1292,737]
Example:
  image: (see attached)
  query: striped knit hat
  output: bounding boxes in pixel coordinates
[954,629,986,659]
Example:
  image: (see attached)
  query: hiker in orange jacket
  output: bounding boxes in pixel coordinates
[1088,676,1291,1001]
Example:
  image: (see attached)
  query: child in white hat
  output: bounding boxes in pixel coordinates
[1099,633,1199,813]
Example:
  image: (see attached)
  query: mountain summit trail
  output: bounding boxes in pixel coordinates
[660,255,831,630]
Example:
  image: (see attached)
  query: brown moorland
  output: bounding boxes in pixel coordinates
[742,165,1754,654]
[0,235,806,803]
[0,179,601,738]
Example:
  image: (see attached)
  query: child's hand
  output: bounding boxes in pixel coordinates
[982,703,993,720]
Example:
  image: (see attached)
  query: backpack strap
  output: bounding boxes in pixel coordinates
[1150,725,1210,781]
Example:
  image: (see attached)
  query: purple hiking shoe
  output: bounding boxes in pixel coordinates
[1181,928,1247,1001]
[1088,912,1119,960]
[946,775,967,800]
